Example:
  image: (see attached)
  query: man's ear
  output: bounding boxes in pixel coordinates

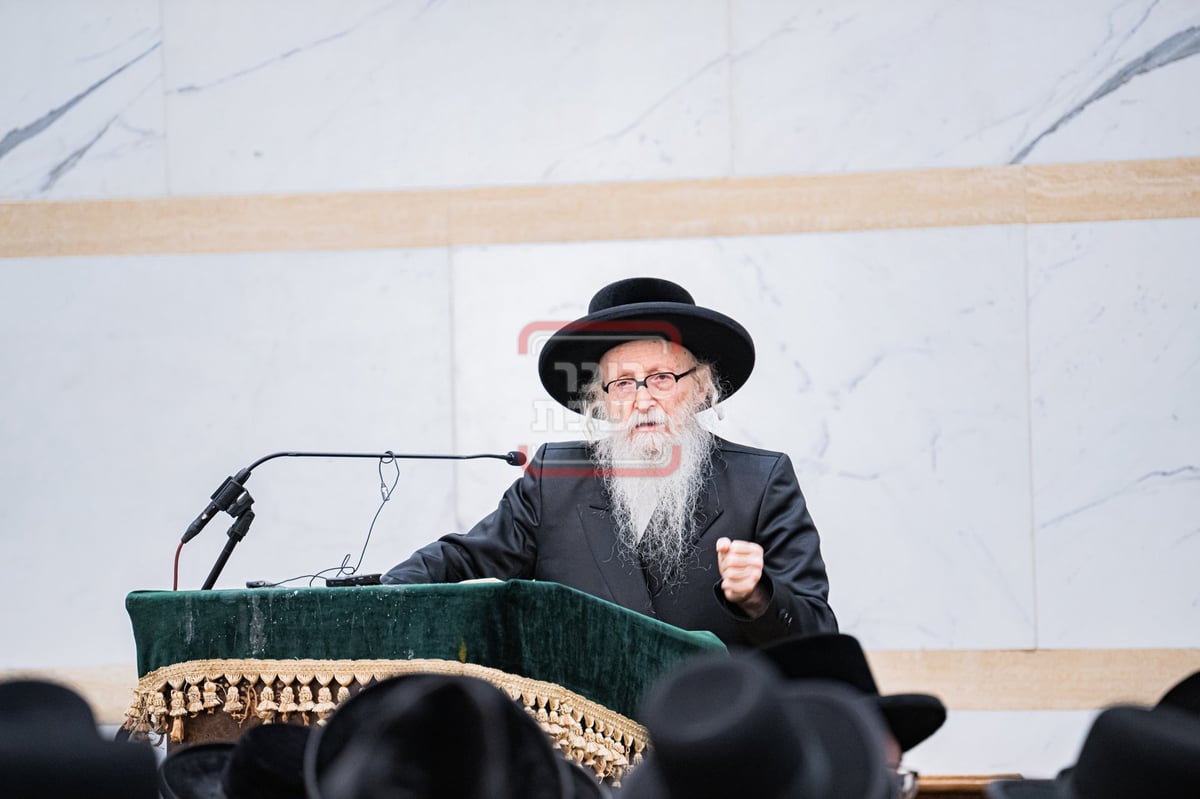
[698,365,718,407]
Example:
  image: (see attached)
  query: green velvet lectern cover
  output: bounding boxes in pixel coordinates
[127,580,722,718]
[124,580,723,779]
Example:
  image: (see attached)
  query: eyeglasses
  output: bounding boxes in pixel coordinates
[601,367,696,398]
[896,768,920,799]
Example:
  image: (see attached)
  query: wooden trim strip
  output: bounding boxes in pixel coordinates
[6,648,1198,723]
[1025,158,1200,224]
[0,664,139,725]
[867,648,1200,711]
[1,157,1197,259]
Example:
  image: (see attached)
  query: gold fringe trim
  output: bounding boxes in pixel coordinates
[123,658,647,783]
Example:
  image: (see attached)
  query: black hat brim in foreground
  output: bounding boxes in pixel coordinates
[158,742,234,799]
[987,705,1200,799]
[879,693,949,752]
[159,723,312,799]
[305,673,603,799]
[1158,669,1200,715]
[619,655,895,799]
[0,679,159,799]
[537,303,755,410]
[760,633,947,752]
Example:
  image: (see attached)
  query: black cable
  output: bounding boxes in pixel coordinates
[258,452,400,588]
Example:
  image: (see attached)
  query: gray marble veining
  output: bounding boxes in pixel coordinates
[0,42,159,162]
[1012,25,1200,163]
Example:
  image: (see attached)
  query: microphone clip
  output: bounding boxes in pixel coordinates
[200,491,256,591]
[181,468,252,543]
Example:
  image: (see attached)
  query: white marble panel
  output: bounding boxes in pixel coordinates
[162,0,729,195]
[731,0,1200,175]
[903,709,1099,779]
[450,226,1035,649]
[1029,219,1200,648]
[0,0,166,199]
[0,250,453,667]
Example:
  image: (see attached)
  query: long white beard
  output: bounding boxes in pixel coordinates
[592,407,715,587]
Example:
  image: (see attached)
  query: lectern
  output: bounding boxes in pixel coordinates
[122,580,724,782]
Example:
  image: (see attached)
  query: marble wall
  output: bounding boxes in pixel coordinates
[1,0,1198,778]
[4,1,1199,198]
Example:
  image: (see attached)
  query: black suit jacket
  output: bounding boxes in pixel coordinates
[382,437,837,648]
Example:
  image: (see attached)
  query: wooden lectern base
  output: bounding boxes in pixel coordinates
[917,774,1024,797]
[164,712,276,750]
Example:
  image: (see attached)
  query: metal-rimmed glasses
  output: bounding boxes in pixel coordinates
[601,367,696,398]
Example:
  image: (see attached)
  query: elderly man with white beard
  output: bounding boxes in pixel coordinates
[382,277,837,648]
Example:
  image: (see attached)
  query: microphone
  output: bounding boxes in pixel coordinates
[180,449,525,544]
[181,468,251,543]
[179,447,528,591]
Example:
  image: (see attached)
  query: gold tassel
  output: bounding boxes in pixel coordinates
[223,683,244,714]
[256,685,279,725]
[124,692,150,740]
[298,685,315,724]
[314,686,336,725]
[148,691,168,735]
[202,680,221,712]
[279,685,298,723]
[186,683,203,715]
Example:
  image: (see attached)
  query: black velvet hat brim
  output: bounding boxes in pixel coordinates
[537,302,755,410]
[157,743,234,799]
[305,674,603,799]
[878,693,949,752]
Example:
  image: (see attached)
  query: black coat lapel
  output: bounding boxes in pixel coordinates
[576,479,655,616]
[691,466,725,544]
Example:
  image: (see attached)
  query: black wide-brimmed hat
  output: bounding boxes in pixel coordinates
[984,704,1200,798]
[158,722,311,799]
[537,277,756,410]
[1158,669,1200,716]
[304,673,605,799]
[619,654,895,799]
[0,679,158,799]
[761,633,947,752]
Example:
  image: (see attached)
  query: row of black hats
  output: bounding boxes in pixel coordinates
[3,639,1197,798]
[152,645,907,799]
[154,633,936,799]
[0,633,942,799]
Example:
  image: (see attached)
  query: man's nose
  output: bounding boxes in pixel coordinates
[633,384,657,411]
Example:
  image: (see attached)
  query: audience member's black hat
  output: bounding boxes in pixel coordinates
[158,722,311,799]
[1157,669,1200,716]
[0,679,158,799]
[618,653,896,799]
[538,277,756,410]
[984,703,1200,798]
[304,673,605,799]
[762,632,947,751]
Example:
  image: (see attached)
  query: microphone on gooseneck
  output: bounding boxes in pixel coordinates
[179,449,526,544]
[176,448,528,591]
[181,468,252,543]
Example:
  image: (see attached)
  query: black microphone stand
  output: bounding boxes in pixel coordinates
[186,449,527,590]
[201,491,255,590]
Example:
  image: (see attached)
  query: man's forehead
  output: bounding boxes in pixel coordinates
[599,338,693,370]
